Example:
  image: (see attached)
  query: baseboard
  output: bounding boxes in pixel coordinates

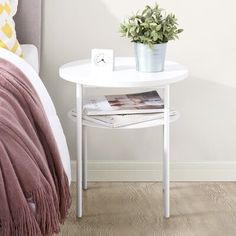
[71,160,236,182]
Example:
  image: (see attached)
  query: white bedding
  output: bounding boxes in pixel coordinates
[21,44,39,74]
[0,48,71,184]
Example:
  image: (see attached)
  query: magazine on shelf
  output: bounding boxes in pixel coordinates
[83,91,164,116]
[69,109,176,128]
[83,111,177,128]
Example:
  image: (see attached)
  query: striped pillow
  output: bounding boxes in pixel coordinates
[0,0,23,57]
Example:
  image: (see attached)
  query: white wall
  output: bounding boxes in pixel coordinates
[41,0,236,177]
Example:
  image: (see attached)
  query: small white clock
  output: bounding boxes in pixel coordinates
[91,49,114,71]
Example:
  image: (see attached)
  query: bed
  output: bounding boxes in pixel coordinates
[11,0,71,183]
[0,1,71,234]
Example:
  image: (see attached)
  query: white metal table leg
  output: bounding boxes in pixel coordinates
[76,84,83,218]
[163,85,170,218]
[82,126,88,190]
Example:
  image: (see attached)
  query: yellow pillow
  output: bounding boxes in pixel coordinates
[0,0,23,57]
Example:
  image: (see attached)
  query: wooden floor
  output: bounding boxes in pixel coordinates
[59,182,236,236]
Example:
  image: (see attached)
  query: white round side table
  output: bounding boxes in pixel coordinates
[59,57,188,219]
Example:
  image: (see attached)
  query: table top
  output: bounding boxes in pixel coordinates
[59,57,188,88]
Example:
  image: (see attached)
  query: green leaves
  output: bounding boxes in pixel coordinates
[119,3,183,47]
[156,24,162,31]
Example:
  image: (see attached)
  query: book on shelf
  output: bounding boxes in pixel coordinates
[83,91,164,116]
[69,109,177,128]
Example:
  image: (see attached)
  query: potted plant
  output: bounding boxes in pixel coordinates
[119,4,183,72]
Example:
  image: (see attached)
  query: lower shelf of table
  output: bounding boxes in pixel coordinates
[68,109,180,129]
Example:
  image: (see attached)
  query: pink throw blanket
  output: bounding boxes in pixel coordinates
[0,59,71,236]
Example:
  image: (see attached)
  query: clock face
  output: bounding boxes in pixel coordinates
[94,53,107,66]
[91,49,114,71]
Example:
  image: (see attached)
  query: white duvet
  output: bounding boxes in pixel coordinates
[0,48,71,184]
